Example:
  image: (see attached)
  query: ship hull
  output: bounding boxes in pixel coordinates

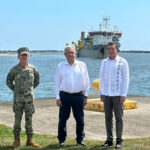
[77,45,108,59]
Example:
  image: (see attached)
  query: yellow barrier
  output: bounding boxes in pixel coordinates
[90,79,138,111]
[85,98,137,112]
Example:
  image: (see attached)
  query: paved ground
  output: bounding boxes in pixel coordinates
[0,94,150,141]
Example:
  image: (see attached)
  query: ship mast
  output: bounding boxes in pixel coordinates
[99,24,102,31]
[103,16,110,31]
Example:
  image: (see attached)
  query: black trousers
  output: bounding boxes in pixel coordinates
[103,96,123,142]
[58,91,85,142]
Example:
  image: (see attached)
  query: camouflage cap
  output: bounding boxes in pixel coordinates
[17,47,29,55]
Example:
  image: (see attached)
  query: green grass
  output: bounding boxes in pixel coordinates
[0,124,150,150]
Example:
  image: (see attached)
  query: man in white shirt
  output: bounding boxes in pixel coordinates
[54,46,90,146]
[99,42,129,149]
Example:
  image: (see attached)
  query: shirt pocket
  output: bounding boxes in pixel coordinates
[60,68,71,80]
[75,67,84,80]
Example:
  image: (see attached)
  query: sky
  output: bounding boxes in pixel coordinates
[0,0,150,51]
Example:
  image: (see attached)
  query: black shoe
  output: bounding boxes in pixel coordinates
[115,141,122,149]
[77,141,86,146]
[59,141,64,146]
[101,140,113,147]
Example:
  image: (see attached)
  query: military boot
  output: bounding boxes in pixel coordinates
[13,134,20,148]
[26,134,40,147]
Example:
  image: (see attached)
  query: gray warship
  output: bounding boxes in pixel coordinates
[72,17,122,59]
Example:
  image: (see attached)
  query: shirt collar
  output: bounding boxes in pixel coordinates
[18,63,29,68]
[108,55,119,61]
[64,59,77,65]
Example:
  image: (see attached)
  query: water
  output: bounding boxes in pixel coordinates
[0,52,150,101]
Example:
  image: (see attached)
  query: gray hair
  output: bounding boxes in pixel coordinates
[64,45,76,53]
[107,42,120,52]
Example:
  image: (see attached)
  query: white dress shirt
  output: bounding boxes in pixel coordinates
[99,55,129,97]
[54,60,90,100]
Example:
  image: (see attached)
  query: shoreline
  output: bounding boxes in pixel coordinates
[0,94,150,140]
[0,93,150,102]
[0,54,17,57]
[1,50,150,55]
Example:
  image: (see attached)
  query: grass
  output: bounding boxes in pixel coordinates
[0,124,150,150]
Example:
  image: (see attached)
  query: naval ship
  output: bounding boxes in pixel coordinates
[71,17,122,59]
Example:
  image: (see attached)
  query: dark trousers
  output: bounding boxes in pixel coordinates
[103,96,123,142]
[58,91,85,142]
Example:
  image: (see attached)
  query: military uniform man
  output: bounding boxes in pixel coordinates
[6,47,40,148]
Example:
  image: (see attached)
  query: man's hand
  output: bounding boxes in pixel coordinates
[100,95,104,102]
[56,100,62,107]
[120,96,126,104]
[84,98,87,106]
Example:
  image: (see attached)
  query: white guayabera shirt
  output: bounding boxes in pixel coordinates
[99,55,129,97]
[54,60,90,100]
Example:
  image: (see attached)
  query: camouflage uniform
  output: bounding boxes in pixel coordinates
[6,49,39,135]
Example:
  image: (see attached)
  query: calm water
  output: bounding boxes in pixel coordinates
[0,52,150,101]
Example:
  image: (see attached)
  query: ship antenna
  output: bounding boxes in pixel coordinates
[99,23,102,31]
[103,16,110,31]
[91,26,93,31]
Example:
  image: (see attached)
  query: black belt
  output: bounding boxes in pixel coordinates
[60,91,83,96]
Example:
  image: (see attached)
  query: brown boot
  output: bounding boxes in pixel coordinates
[13,134,20,148]
[26,134,40,147]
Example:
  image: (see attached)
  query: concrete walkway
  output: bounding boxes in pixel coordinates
[0,94,150,140]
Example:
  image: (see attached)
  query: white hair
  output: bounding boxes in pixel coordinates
[64,45,76,53]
